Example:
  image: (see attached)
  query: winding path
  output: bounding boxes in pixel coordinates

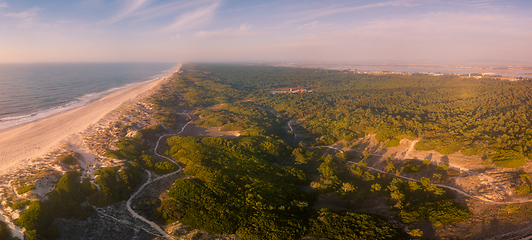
[303,130,532,205]
[287,119,297,139]
[124,113,191,240]
[345,160,527,205]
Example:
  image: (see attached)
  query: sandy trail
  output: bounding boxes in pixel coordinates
[125,113,190,240]
[403,138,419,159]
[0,65,180,175]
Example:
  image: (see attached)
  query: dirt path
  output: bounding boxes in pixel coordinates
[124,113,191,240]
[288,119,297,139]
[311,142,532,205]
[403,138,420,160]
[345,159,532,205]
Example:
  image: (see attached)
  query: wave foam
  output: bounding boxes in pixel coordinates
[0,79,152,131]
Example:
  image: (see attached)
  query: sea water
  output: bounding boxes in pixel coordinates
[0,62,176,130]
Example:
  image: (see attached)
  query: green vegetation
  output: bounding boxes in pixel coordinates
[491,150,527,168]
[515,185,530,195]
[105,131,178,175]
[14,171,89,239]
[436,163,449,172]
[14,201,59,240]
[17,185,35,195]
[196,102,285,136]
[0,221,15,240]
[188,64,531,167]
[307,209,408,240]
[88,164,142,207]
[149,64,479,238]
[57,155,76,165]
[503,204,521,214]
[80,177,98,196]
[13,166,143,239]
[10,199,31,210]
[16,64,514,239]
[401,164,420,173]
[400,200,470,226]
[385,138,401,147]
[161,135,311,239]
[159,134,409,239]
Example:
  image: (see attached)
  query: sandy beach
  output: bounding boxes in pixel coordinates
[0,65,179,175]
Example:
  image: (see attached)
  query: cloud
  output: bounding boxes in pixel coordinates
[195,23,251,38]
[0,2,8,8]
[297,21,332,30]
[3,7,42,21]
[281,11,532,63]
[159,0,222,34]
[100,0,151,24]
[288,0,418,24]
[133,0,213,22]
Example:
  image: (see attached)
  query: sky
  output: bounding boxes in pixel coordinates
[0,0,531,65]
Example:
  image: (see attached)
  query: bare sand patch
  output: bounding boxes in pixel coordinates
[179,123,240,139]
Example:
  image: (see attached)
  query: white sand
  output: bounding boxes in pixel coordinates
[0,65,179,175]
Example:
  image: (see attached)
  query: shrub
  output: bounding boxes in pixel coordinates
[385,138,400,147]
[314,135,337,146]
[408,229,423,238]
[436,141,463,155]
[400,200,470,226]
[17,185,36,195]
[80,178,98,196]
[157,199,185,223]
[436,163,449,172]
[0,221,14,240]
[433,173,444,183]
[155,161,179,174]
[57,155,76,165]
[520,173,531,182]
[88,165,141,207]
[491,150,526,168]
[503,204,521,214]
[14,201,59,239]
[461,146,479,156]
[370,183,382,193]
[515,185,530,195]
[402,164,420,173]
[11,200,31,210]
[308,209,407,240]
[415,139,439,151]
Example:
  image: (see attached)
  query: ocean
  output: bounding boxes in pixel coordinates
[0,62,176,130]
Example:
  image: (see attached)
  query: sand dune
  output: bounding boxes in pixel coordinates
[0,66,178,175]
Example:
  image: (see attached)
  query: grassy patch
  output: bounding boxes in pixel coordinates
[17,185,36,195]
[57,155,76,165]
[385,138,401,147]
[415,138,439,151]
[400,200,470,227]
[401,164,420,173]
[10,200,31,210]
[491,150,526,168]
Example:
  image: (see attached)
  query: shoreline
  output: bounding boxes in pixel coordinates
[0,65,177,131]
[0,64,181,175]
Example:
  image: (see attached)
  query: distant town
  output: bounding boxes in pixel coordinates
[272,63,532,81]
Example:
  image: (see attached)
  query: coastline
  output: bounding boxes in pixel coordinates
[0,64,181,175]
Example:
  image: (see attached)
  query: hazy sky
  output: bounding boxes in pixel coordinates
[0,0,531,64]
